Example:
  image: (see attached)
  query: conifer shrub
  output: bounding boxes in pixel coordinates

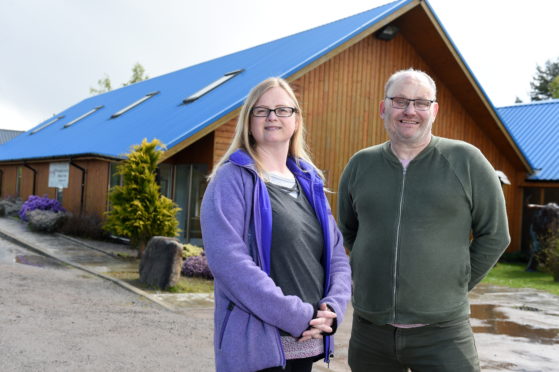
[104,139,180,258]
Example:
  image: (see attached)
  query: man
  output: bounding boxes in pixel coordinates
[338,68,510,371]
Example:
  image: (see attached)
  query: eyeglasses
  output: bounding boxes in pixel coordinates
[386,97,435,111]
[251,106,297,117]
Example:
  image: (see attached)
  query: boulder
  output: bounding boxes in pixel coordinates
[139,236,183,289]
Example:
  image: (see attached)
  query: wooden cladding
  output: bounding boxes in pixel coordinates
[213,118,237,166]
[211,32,523,251]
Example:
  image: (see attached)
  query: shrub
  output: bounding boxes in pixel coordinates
[19,195,65,222]
[0,196,23,217]
[181,254,213,279]
[58,213,109,240]
[104,139,180,258]
[539,233,559,282]
[27,209,67,233]
[183,244,204,259]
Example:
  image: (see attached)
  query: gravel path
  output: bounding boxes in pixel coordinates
[0,237,214,372]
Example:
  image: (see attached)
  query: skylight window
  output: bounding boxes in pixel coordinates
[182,69,244,104]
[63,105,104,128]
[111,91,159,119]
[29,115,65,135]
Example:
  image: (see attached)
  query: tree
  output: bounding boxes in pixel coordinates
[104,139,180,258]
[89,74,112,95]
[549,76,559,99]
[530,58,559,101]
[89,63,149,95]
[123,63,149,86]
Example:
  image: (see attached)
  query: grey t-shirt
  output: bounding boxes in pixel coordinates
[265,174,324,312]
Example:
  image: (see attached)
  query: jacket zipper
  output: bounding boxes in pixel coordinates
[392,167,406,322]
[275,330,286,368]
[218,301,235,349]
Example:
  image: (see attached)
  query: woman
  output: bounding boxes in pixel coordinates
[201,77,351,372]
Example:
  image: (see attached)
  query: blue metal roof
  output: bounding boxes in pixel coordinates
[497,100,559,181]
[0,0,411,162]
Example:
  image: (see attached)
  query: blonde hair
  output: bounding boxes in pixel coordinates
[208,77,323,180]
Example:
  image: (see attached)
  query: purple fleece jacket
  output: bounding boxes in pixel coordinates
[201,150,351,372]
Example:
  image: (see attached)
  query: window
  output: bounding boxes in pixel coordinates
[64,106,104,128]
[15,166,22,197]
[29,116,65,135]
[109,162,123,189]
[157,163,173,198]
[111,91,159,119]
[182,69,243,104]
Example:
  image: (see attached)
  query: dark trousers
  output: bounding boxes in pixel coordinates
[257,357,315,372]
[348,313,481,372]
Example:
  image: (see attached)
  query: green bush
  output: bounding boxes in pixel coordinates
[539,233,559,282]
[183,244,204,259]
[104,139,180,258]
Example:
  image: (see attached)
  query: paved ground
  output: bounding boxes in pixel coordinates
[1,216,558,371]
[0,236,214,371]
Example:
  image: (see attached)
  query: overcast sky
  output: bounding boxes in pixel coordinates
[1,0,557,131]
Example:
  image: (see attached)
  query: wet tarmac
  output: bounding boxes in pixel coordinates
[1,216,558,371]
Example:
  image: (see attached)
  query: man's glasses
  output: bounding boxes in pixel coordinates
[251,106,297,117]
[386,97,435,111]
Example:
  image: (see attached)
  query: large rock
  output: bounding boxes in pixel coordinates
[139,236,183,289]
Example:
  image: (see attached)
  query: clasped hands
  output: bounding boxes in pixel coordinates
[298,303,336,342]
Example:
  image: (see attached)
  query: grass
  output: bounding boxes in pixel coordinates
[107,270,213,294]
[482,262,559,296]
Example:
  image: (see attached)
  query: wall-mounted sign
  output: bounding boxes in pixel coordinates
[48,162,70,189]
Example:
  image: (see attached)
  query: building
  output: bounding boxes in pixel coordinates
[498,99,559,252]
[0,129,23,145]
[0,0,533,250]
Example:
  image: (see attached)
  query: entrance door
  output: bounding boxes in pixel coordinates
[172,164,208,245]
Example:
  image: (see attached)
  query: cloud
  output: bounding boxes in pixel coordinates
[0,102,39,131]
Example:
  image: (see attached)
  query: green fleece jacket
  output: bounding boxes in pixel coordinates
[338,136,510,325]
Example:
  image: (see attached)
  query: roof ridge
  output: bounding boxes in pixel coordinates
[498,98,559,109]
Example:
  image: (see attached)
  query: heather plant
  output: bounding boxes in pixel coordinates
[27,209,67,233]
[183,244,204,259]
[19,195,65,222]
[182,254,213,279]
[104,139,180,258]
[0,196,23,217]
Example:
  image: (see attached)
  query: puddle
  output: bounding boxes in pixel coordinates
[15,254,66,269]
[471,304,559,345]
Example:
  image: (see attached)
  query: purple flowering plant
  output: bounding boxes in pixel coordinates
[181,254,214,280]
[19,195,66,222]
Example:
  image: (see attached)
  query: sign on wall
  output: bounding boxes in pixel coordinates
[48,162,70,189]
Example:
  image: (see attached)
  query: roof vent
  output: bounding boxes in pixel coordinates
[64,106,104,128]
[183,69,244,104]
[29,115,65,135]
[111,91,159,119]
